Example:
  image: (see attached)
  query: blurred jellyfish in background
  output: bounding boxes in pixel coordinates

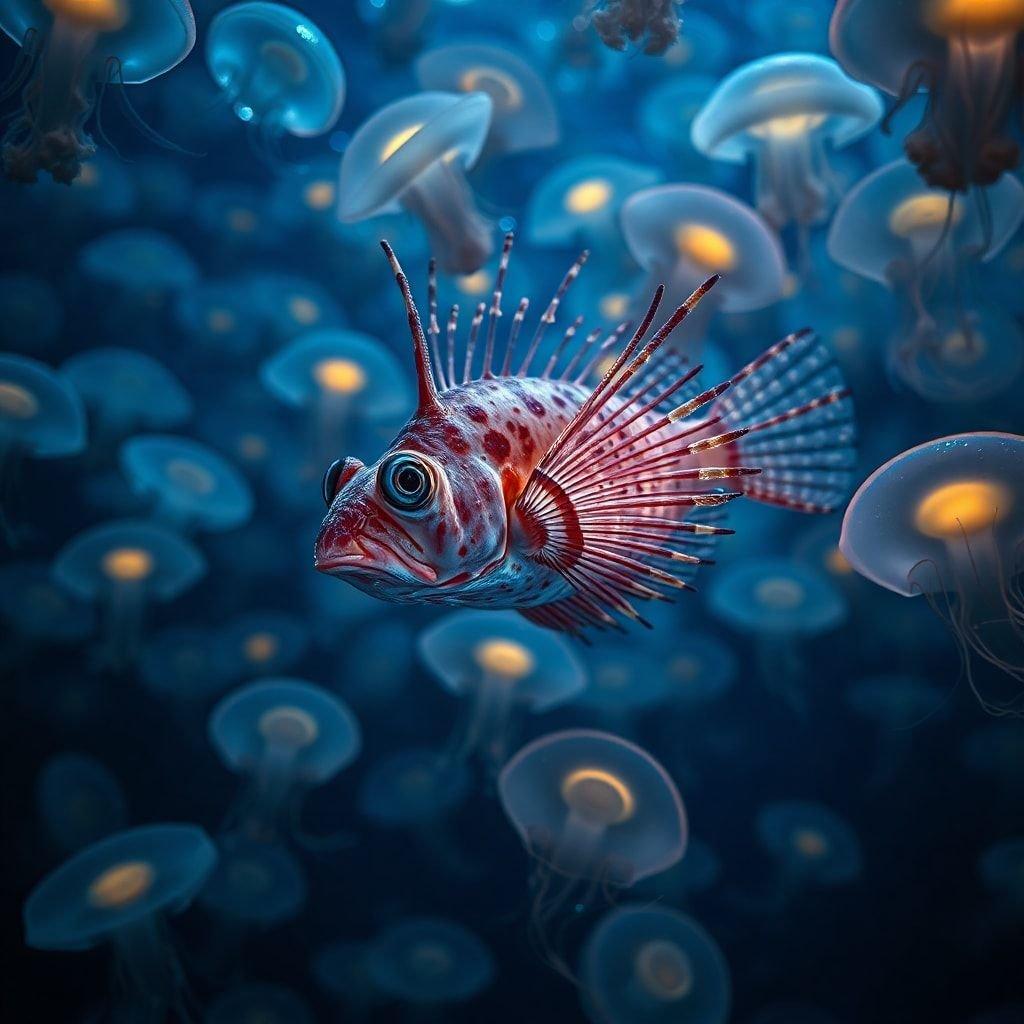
[130,156,193,224]
[207,983,315,1024]
[209,678,361,843]
[138,624,236,704]
[206,1,344,158]
[639,76,724,185]
[979,837,1024,920]
[367,917,495,1007]
[0,0,195,183]
[749,0,831,52]
[333,613,415,710]
[830,0,1024,191]
[53,518,205,667]
[35,753,127,853]
[580,905,731,1024]
[193,182,284,259]
[339,91,494,273]
[313,939,386,1020]
[0,274,62,353]
[584,0,681,55]
[420,610,587,770]
[841,433,1024,715]
[174,278,264,359]
[499,729,686,978]
[576,642,671,725]
[24,824,215,1022]
[216,610,310,679]
[661,634,738,713]
[246,270,346,344]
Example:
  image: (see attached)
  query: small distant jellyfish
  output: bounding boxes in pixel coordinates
[0,560,94,659]
[35,752,127,852]
[577,644,671,718]
[217,610,310,679]
[194,181,285,257]
[580,905,731,1024]
[246,270,346,343]
[207,983,315,1024]
[138,625,235,702]
[313,940,385,1017]
[206,2,344,155]
[979,837,1024,916]
[830,0,1024,191]
[24,824,216,1022]
[661,635,738,711]
[334,614,415,709]
[585,0,682,55]
[420,610,588,771]
[338,91,495,274]
[639,75,722,182]
[750,0,831,53]
[0,0,195,183]
[840,432,1024,715]
[0,274,62,353]
[174,278,263,358]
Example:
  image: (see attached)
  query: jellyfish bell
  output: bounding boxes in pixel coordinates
[217,610,310,679]
[756,800,862,890]
[359,747,471,828]
[662,635,738,709]
[979,837,1024,910]
[36,753,127,852]
[639,75,723,182]
[138,625,236,702]
[0,560,94,651]
[0,274,62,353]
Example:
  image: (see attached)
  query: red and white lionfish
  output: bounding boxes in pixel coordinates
[314,235,855,637]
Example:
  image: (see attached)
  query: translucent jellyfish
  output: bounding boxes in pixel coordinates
[661,635,738,710]
[415,43,558,158]
[420,610,587,770]
[639,75,723,183]
[174,278,263,358]
[0,560,94,656]
[207,983,314,1024]
[138,625,236,702]
[979,837,1024,914]
[53,517,205,667]
[206,2,344,153]
[840,433,1024,714]
[750,0,831,52]
[245,270,346,343]
[577,643,670,717]
[830,0,1024,191]
[585,0,681,55]
[268,154,341,235]
[691,54,882,242]
[0,0,195,183]
[338,91,495,273]
[35,752,127,852]
[313,940,385,1016]
[209,678,361,841]
[0,274,62,352]
[217,610,310,679]
[120,434,253,534]
[367,917,495,1006]
[193,181,283,256]
[24,824,215,1021]
[580,905,731,1024]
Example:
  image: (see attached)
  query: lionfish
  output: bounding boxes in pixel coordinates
[314,235,855,637]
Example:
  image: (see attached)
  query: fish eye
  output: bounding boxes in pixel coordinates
[378,452,435,512]
[322,457,361,507]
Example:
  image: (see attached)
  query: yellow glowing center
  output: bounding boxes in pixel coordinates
[675,223,737,273]
[381,123,424,163]
[206,308,236,334]
[244,632,279,663]
[0,382,39,420]
[458,67,523,109]
[826,547,853,575]
[88,861,154,908]
[474,637,535,679]
[749,112,827,140]
[927,0,1024,36]
[43,0,126,31]
[793,827,828,858]
[941,329,987,366]
[565,178,613,214]
[259,40,309,84]
[288,295,320,325]
[101,547,154,582]
[635,940,694,1002]
[239,433,268,461]
[314,358,367,394]
[755,577,805,610]
[600,293,629,320]
[303,180,335,210]
[456,270,491,296]
[914,480,1011,538]
[258,705,319,748]
[166,458,217,495]
[227,207,258,234]
[888,193,963,238]
[561,767,636,826]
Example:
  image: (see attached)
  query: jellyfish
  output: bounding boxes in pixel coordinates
[830,0,1024,192]
[691,54,883,246]
[120,434,253,534]
[583,0,681,55]
[580,905,731,1024]
[639,75,724,184]
[313,940,386,1019]
[0,560,94,662]
[193,182,283,256]
[499,729,686,979]
[0,274,62,352]
[661,634,738,711]
[979,837,1024,918]
[576,643,670,719]
[208,678,361,842]
[245,270,346,343]
[206,1,344,158]
[633,838,721,908]
[217,610,310,679]
[420,610,587,770]
[35,752,127,852]
[138,625,236,703]
[841,433,1024,714]
[750,0,831,52]
[174,278,263,359]
[24,824,216,1022]
[268,154,341,235]
[366,917,495,1006]
[334,613,414,709]
[207,983,315,1024]
[415,43,558,158]
[338,90,495,273]
[53,517,205,668]
[0,0,195,184]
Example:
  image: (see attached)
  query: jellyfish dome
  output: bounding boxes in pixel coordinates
[0,0,195,183]
[338,90,494,273]
[415,43,558,157]
[756,801,862,885]
[580,905,731,1024]
[0,353,85,457]
[217,610,310,678]
[661,635,738,708]
[367,917,495,1005]
[749,0,831,52]
[499,729,686,885]
[207,983,315,1024]
[246,271,346,341]
[692,54,882,232]
[639,76,721,178]
[979,837,1024,904]
[577,644,669,714]
[358,747,471,827]
[206,2,344,139]
[78,228,198,297]
[0,275,62,352]
[138,625,235,701]
[846,673,946,728]
[36,753,127,852]
[0,561,94,643]
[174,279,264,358]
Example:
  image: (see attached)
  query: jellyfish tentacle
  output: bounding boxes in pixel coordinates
[109,60,202,158]
[0,28,40,105]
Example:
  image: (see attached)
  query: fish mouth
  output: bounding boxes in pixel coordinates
[315,535,438,584]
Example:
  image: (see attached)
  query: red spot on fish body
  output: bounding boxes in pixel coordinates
[441,423,470,455]
[525,396,546,417]
[465,405,488,424]
[483,430,512,461]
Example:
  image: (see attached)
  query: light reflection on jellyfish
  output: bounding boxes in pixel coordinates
[338,90,494,273]
[841,432,1024,715]
[499,729,686,981]
[580,905,731,1024]
[24,824,215,1023]
[35,752,127,853]
[138,625,236,703]
[207,983,315,1024]
[268,154,340,235]
[217,610,309,679]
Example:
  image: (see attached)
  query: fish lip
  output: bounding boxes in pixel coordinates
[364,536,439,583]
[316,535,438,584]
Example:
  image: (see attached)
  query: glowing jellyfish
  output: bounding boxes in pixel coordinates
[420,610,587,770]
[174,278,263,358]
[661,635,738,710]
[639,75,723,182]
[415,43,558,158]
[208,983,314,1024]
[245,270,345,342]
[692,54,882,240]
[77,228,198,305]
[209,678,361,841]
[268,154,340,234]
[24,824,215,1021]
[194,182,283,255]
[577,644,670,716]
[0,0,195,183]
[120,434,253,534]
[841,433,1024,714]
[585,0,681,54]
[750,0,831,52]
[0,274,62,352]
[830,0,1024,191]
[979,837,1024,912]
[367,917,495,1005]
[580,905,731,1024]
[217,610,310,679]
[313,941,384,1016]
[338,90,494,273]
[35,753,126,852]
[0,560,94,653]
[138,625,235,702]
[206,2,344,151]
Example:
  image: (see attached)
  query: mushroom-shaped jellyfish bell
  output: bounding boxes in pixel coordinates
[749,0,832,53]
[0,0,194,184]
[206,2,344,155]
[840,432,1024,716]
[499,729,686,979]
[216,610,310,680]
[0,560,94,660]
[35,752,127,853]
[338,91,494,274]
[579,905,731,1024]
[691,54,882,241]
[830,0,1024,192]
[419,610,587,771]
[0,274,62,353]
[24,824,215,1023]
[138,625,237,703]
[207,983,315,1024]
